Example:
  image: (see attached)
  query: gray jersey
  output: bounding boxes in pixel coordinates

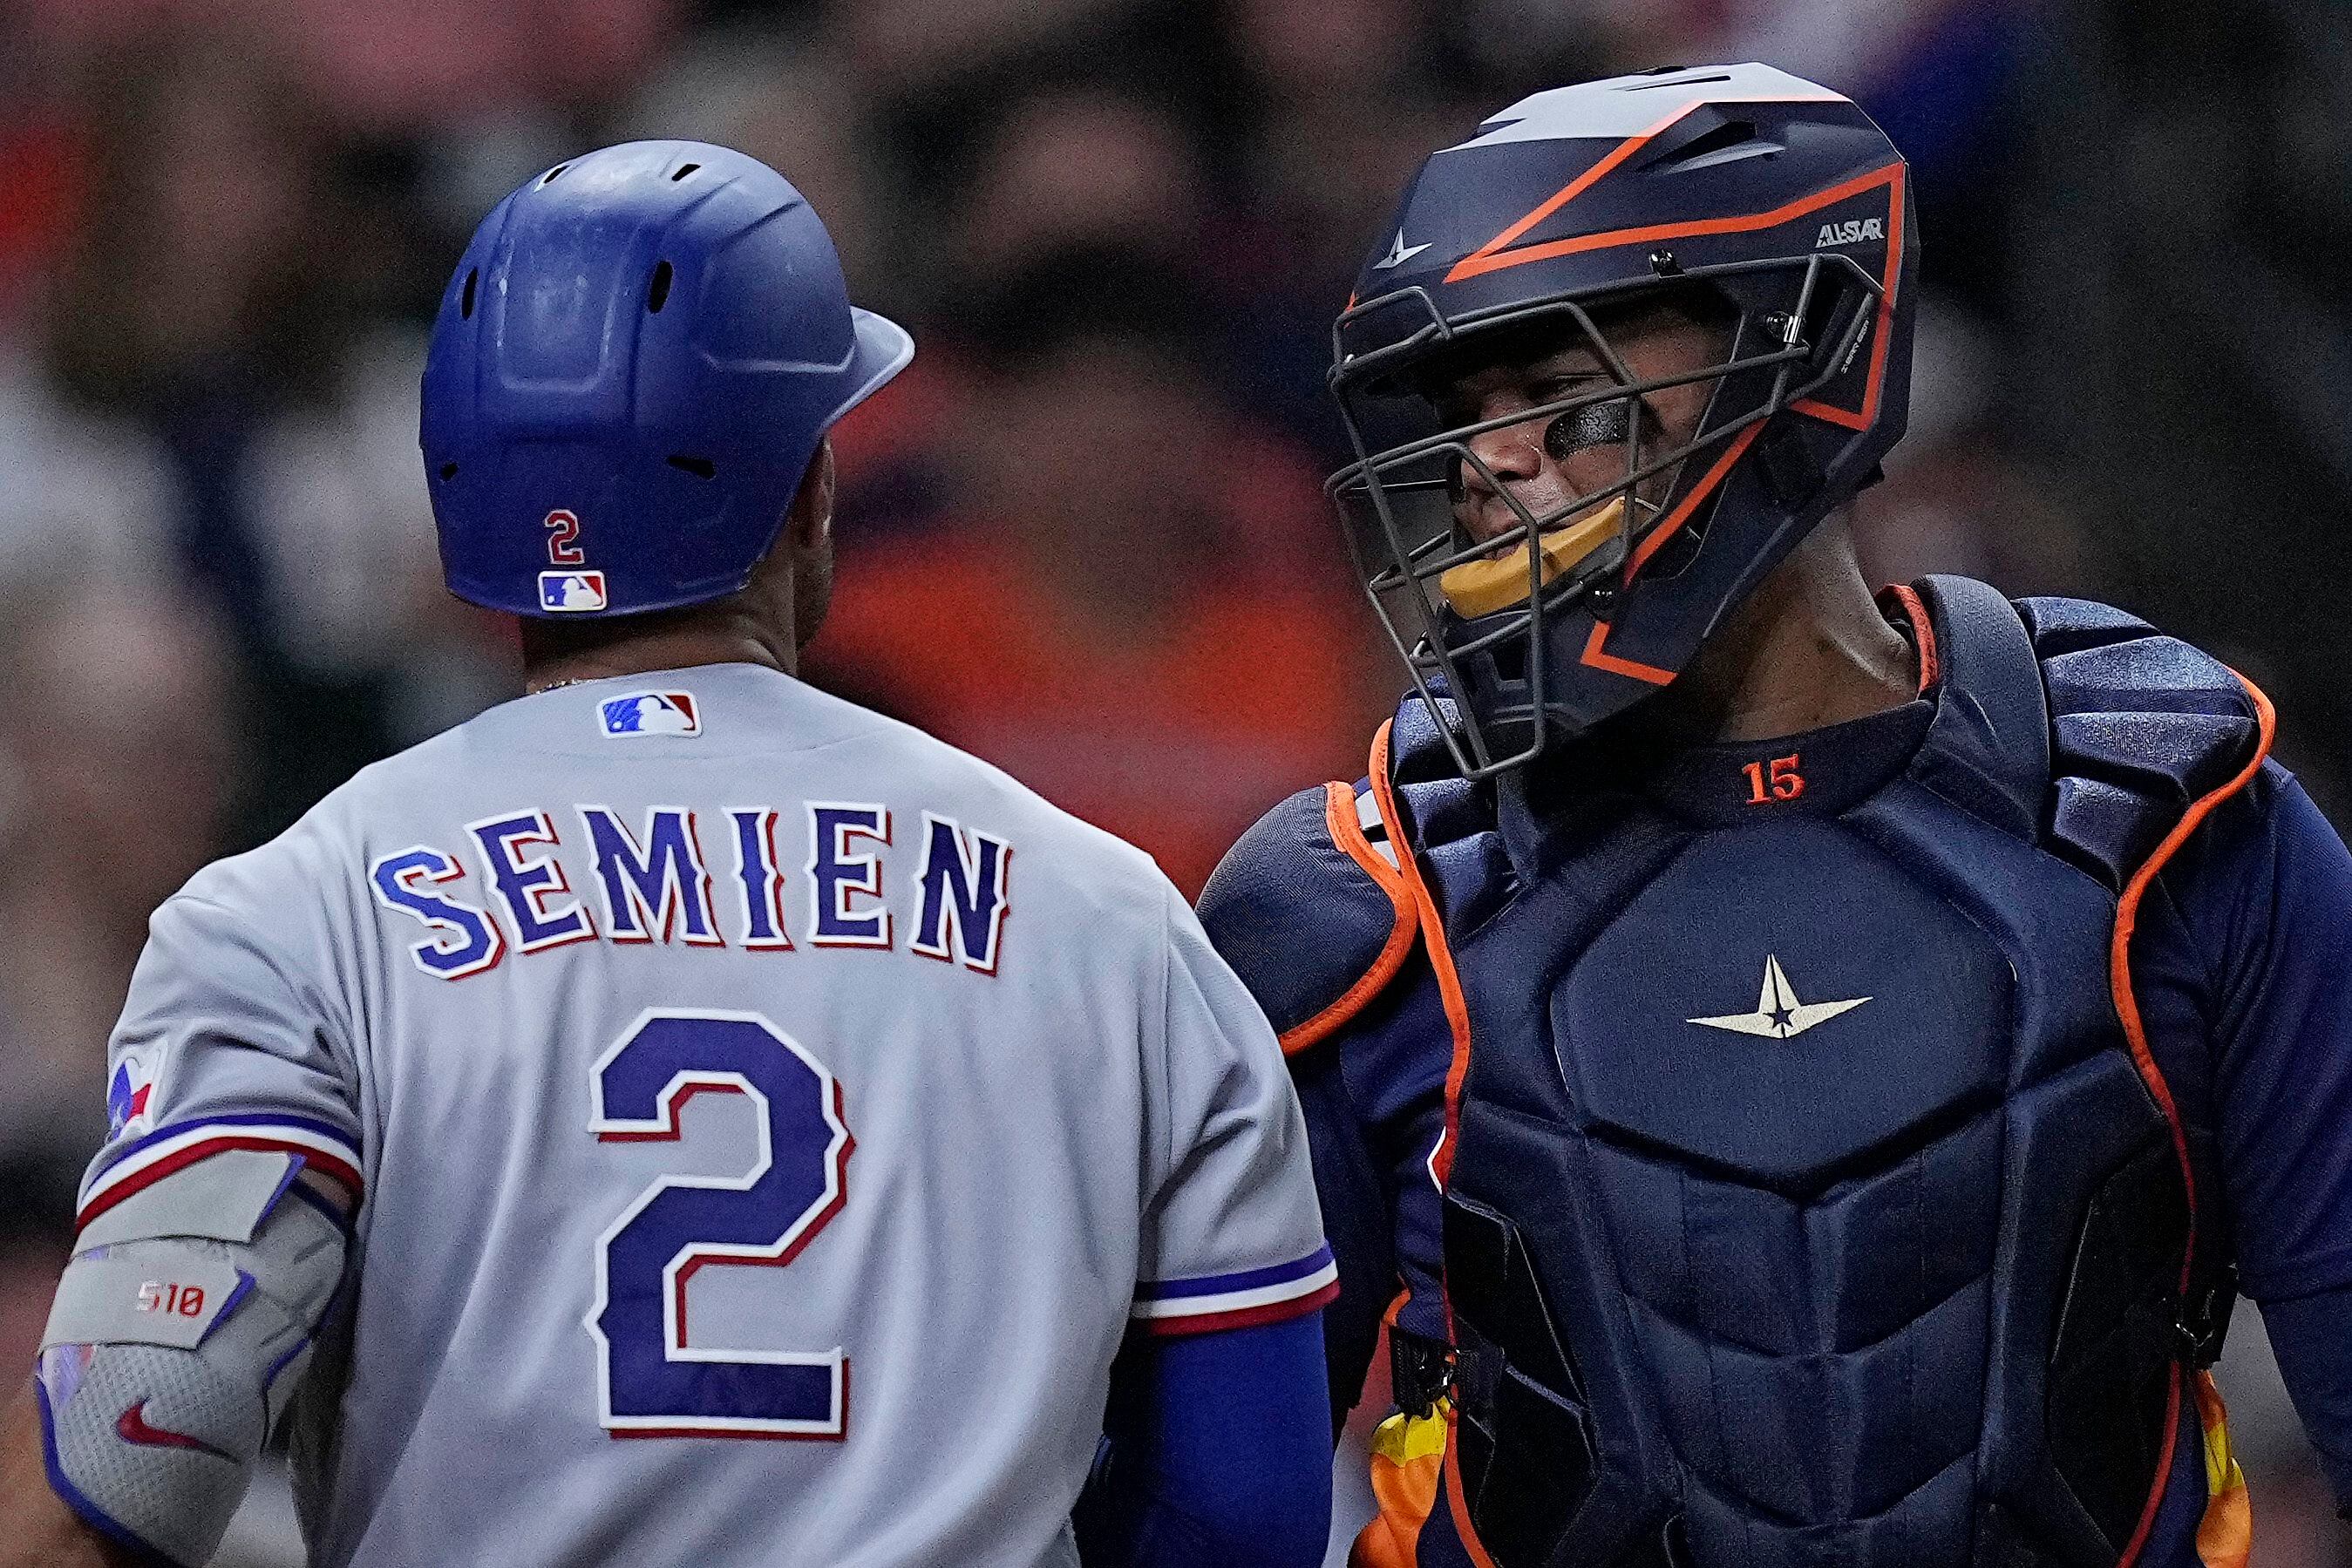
[76,664,1332,1568]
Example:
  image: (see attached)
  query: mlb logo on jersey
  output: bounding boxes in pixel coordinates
[600,691,701,738]
[539,570,609,613]
[107,1055,157,1139]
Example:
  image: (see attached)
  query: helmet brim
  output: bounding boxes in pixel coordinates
[827,308,916,430]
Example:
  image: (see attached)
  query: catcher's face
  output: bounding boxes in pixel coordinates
[1429,309,1727,553]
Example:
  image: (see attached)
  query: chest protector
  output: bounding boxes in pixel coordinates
[1367,579,2265,1568]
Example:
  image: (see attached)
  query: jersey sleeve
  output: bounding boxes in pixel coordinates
[1288,949,1456,1419]
[75,877,364,1232]
[2154,768,2352,1507]
[2171,770,2352,1303]
[1131,885,1339,1337]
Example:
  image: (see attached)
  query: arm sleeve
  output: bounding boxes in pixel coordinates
[1132,886,1338,1336]
[76,880,364,1229]
[1078,1313,1335,1568]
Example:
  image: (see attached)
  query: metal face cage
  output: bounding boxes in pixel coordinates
[1327,251,1885,780]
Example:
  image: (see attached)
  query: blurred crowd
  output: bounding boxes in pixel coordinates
[1,0,2347,1562]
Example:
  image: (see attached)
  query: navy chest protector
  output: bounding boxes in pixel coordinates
[1203,578,2271,1568]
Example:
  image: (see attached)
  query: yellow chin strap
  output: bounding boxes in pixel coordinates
[1437,497,1626,620]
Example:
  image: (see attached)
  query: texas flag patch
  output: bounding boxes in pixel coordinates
[600,691,701,738]
[539,570,608,613]
[107,1056,157,1140]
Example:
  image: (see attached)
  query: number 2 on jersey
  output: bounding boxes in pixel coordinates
[586,1010,853,1438]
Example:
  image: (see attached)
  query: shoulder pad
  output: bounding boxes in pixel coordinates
[1905,575,2049,841]
[1387,693,1513,933]
[1199,779,1418,1055]
[2016,595,2267,890]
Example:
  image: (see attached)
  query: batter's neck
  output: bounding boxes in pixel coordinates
[521,611,796,694]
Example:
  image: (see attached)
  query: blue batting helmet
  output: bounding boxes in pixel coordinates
[422,140,911,618]
[1329,64,1916,775]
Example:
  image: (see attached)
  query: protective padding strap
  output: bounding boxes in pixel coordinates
[2110,668,2275,1568]
[75,1150,298,1251]
[1280,757,1419,1055]
[35,1158,348,1568]
[43,1256,249,1351]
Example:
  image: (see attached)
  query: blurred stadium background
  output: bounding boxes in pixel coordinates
[1,0,2347,1562]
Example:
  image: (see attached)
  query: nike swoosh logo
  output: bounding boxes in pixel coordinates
[117,1401,236,1462]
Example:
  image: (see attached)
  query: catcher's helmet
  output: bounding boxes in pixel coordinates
[1329,64,1916,776]
[422,141,911,618]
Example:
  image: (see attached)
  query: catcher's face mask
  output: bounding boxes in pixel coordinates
[1327,259,1885,777]
[1419,302,1730,618]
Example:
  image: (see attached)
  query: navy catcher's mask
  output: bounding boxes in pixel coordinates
[1329,64,1918,777]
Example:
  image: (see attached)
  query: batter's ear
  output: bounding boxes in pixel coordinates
[787,438,837,556]
[785,437,839,657]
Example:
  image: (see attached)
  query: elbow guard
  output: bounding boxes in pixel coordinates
[34,1149,349,1568]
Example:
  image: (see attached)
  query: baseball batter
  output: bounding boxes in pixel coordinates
[0,143,1336,1568]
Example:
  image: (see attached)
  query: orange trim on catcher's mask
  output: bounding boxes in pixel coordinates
[1790,163,1906,433]
[1445,92,1846,285]
[1571,420,1765,687]
[1451,156,1898,283]
[2110,668,2275,1568]
[1447,105,1700,285]
[1623,421,1764,580]
[1578,621,1677,685]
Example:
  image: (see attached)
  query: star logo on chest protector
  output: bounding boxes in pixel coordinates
[1687,954,1871,1040]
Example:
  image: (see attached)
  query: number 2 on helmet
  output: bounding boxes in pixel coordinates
[545,509,585,567]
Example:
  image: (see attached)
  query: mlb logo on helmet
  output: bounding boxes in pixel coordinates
[600,691,701,737]
[539,570,609,613]
[107,1056,156,1139]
